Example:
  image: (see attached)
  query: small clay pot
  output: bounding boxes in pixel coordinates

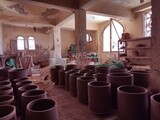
[151,93,160,120]
[0,86,13,95]
[78,69,89,74]
[58,69,67,87]
[107,73,133,108]
[12,78,28,92]
[93,73,107,81]
[88,81,112,114]
[95,66,108,74]
[69,72,84,97]
[0,95,14,105]
[0,78,10,82]
[84,65,95,72]
[117,85,149,120]
[77,76,97,104]
[65,64,77,71]
[130,70,150,88]
[0,105,17,120]
[26,98,58,120]
[108,67,128,74]
[0,81,12,88]
[84,71,95,77]
[8,68,27,82]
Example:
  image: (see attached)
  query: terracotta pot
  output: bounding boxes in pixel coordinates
[50,65,64,85]
[0,86,13,95]
[65,69,79,90]
[0,95,14,105]
[107,73,133,108]
[151,93,160,120]
[0,78,10,82]
[65,64,77,71]
[78,69,89,74]
[130,70,150,88]
[95,66,108,74]
[108,67,128,74]
[0,67,9,79]
[84,65,95,72]
[0,105,17,120]
[69,72,84,97]
[0,81,11,88]
[88,81,112,114]
[93,73,107,81]
[58,69,67,87]
[21,90,47,114]
[77,76,96,104]
[26,98,58,120]
[117,85,149,120]
[84,71,95,77]
[8,68,27,82]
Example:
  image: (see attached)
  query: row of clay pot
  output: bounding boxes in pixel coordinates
[0,68,58,120]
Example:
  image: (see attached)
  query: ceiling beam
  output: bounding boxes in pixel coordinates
[131,2,151,13]
[88,2,134,19]
[79,0,99,10]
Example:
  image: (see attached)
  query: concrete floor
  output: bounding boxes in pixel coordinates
[30,76,118,120]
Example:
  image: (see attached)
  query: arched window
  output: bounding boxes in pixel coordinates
[28,36,35,50]
[86,33,92,42]
[103,19,124,52]
[17,36,25,50]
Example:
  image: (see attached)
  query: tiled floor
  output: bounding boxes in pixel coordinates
[30,76,118,120]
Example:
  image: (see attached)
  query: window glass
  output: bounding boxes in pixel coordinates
[28,36,35,50]
[144,10,151,37]
[86,34,92,42]
[17,36,25,50]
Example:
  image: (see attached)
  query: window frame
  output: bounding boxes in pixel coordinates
[28,36,36,50]
[17,35,25,51]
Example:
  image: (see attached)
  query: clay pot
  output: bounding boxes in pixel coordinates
[50,65,64,85]
[85,71,95,77]
[8,68,27,82]
[88,81,112,114]
[78,69,89,74]
[65,64,77,71]
[58,69,67,87]
[0,105,17,120]
[65,69,79,90]
[95,66,108,74]
[0,86,13,95]
[117,85,149,120]
[77,76,97,104]
[0,81,11,88]
[69,72,84,97]
[151,93,160,120]
[21,90,47,114]
[93,73,107,81]
[108,67,128,74]
[0,67,9,79]
[0,78,10,82]
[130,70,150,88]
[26,98,58,120]
[84,65,95,72]
[107,73,133,108]
[0,95,14,105]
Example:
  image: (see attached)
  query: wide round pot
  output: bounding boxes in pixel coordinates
[8,68,27,82]
[0,105,17,120]
[108,67,128,74]
[65,64,77,71]
[95,66,108,74]
[130,70,150,88]
[151,93,160,120]
[69,73,84,97]
[58,69,67,87]
[93,73,107,81]
[0,95,14,105]
[77,76,96,104]
[21,90,47,114]
[0,81,11,88]
[65,69,79,90]
[117,85,149,120]
[84,65,95,72]
[88,81,112,114]
[26,98,58,120]
[107,73,133,108]
[0,86,13,96]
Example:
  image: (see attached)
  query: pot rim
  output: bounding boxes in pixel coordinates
[151,93,160,105]
[22,90,47,98]
[107,73,133,77]
[77,76,96,82]
[18,84,39,91]
[0,95,14,104]
[0,105,16,119]
[88,81,110,88]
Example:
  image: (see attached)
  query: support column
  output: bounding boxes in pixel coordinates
[0,23,3,55]
[150,0,160,87]
[75,9,87,68]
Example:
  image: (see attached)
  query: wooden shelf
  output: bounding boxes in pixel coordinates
[119,37,151,42]
[120,47,150,50]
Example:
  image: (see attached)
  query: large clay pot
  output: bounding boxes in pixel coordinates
[26,98,58,120]
[65,64,77,71]
[21,90,47,114]
[88,81,112,114]
[65,69,79,90]
[151,93,160,120]
[130,70,150,88]
[107,73,133,108]
[69,72,84,97]
[93,73,107,81]
[85,71,95,77]
[0,86,13,95]
[0,81,11,88]
[117,85,149,120]
[0,67,9,79]
[95,65,108,74]
[84,65,95,72]
[0,105,17,120]
[78,69,89,74]
[77,76,96,104]
[108,67,128,74]
[8,68,27,82]
[58,69,67,87]
[50,65,64,85]
[0,95,14,105]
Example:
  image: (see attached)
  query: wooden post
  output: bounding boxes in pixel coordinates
[75,9,87,68]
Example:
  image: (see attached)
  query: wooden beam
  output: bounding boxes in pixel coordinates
[132,2,151,13]
[79,0,98,10]
[88,2,134,19]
